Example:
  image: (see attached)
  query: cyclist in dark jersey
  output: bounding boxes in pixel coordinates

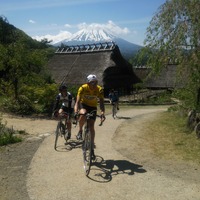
[53,85,75,140]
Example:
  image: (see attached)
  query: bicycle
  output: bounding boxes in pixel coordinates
[54,112,71,150]
[79,110,105,176]
[111,101,118,119]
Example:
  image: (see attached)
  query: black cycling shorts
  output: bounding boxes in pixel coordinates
[79,103,97,120]
[61,106,73,118]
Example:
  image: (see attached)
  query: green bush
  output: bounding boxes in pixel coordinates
[0,115,23,146]
[1,83,79,115]
[173,88,196,110]
[0,131,22,146]
[2,95,35,115]
[14,83,58,114]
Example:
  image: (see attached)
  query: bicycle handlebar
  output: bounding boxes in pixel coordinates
[74,111,106,126]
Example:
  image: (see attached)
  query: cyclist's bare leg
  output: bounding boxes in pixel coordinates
[59,108,70,129]
[78,108,87,132]
[65,119,72,139]
[66,120,71,133]
[58,108,63,114]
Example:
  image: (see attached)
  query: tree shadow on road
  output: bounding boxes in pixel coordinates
[87,156,147,182]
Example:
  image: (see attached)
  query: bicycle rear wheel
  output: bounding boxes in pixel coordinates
[82,130,92,176]
[112,104,117,119]
[54,121,65,150]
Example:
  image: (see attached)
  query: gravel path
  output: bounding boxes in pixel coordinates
[1,106,200,200]
[26,106,200,200]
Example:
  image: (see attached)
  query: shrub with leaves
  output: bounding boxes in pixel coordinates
[2,95,35,115]
[0,115,22,146]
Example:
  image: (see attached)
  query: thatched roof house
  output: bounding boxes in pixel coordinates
[133,65,186,89]
[47,42,140,95]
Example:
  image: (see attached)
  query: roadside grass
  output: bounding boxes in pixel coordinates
[144,111,200,164]
[0,114,27,147]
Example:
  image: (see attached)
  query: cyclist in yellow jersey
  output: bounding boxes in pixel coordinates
[74,74,105,160]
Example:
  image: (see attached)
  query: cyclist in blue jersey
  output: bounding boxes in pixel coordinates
[108,89,119,110]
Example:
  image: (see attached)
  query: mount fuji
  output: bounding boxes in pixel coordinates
[54,29,142,60]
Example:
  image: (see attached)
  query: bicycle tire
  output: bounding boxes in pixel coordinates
[195,123,200,139]
[112,103,117,119]
[54,121,65,150]
[64,129,69,141]
[82,128,92,176]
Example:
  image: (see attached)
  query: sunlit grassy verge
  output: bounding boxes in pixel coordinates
[144,111,200,164]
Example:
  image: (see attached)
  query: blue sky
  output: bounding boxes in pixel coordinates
[0,0,167,46]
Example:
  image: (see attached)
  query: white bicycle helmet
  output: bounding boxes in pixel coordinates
[87,74,97,83]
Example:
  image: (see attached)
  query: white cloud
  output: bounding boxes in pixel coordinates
[32,31,72,44]
[29,19,36,24]
[64,24,72,28]
[77,21,130,36]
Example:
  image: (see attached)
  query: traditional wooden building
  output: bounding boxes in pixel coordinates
[47,42,141,95]
[133,65,186,90]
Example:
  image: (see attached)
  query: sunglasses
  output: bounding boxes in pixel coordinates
[90,81,97,85]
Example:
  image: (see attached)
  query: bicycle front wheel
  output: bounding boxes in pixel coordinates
[54,121,65,150]
[82,130,92,176]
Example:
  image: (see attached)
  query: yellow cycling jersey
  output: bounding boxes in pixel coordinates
[77,84,104,107]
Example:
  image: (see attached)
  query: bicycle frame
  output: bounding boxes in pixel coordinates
[54,112,70,150]
[80,110,105,176]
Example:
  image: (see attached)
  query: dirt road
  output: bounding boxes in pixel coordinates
[1,106,200,200]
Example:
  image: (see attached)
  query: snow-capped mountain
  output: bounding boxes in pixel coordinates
[64,28,116,42]
[54,29,142,60]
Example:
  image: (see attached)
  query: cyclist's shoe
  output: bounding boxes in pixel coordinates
[76,131,82,140]
[91,149,96,161]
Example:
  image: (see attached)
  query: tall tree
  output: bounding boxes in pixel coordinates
[143,0,200,109]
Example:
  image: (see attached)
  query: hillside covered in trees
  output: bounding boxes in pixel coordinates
[0,16,57,114]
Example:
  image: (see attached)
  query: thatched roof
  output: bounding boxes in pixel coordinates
[133,65,186,89]
[47,42,140,93]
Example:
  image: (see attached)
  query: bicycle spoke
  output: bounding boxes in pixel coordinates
[82,131,92,176]
[54,121,65,150]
